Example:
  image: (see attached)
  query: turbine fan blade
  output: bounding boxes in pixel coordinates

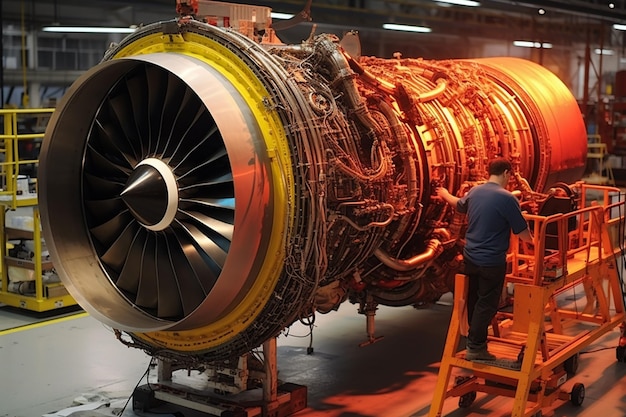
[152,233,184,318]
[100,221,140,273]
[83,172,125,199]
[162,232,207,316]
[135,233,158,309]
[125,68,150,145]
[89,210,133,248]
[81,61,235,321]
[84,197,126,223]
[116,228,147,295]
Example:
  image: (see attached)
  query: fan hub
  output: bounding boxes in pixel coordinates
[121,158,178,231]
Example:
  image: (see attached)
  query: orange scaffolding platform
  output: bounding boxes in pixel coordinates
[428,183,626,417]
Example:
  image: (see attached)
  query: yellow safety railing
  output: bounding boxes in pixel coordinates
[0,108,54,209]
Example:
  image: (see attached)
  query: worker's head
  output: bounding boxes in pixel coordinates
[488,158,512,176]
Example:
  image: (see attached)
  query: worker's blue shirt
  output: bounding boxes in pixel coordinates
[456,182,528,267]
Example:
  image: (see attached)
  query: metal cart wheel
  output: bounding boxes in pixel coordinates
[564,353,579,375]
[454,376,476,408]
[570,383,585,406]
[458,391,477,408]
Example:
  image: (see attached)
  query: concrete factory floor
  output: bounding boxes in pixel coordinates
[0,290,625,417]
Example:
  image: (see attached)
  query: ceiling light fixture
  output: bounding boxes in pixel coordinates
[434,0,480,6]
[538,8,546,15]
[382,23,432,33]
[270,12,295,20]
[613,23,626,31]
[595,48,614,55]
[42,25,137,34]
[513,40,552,49]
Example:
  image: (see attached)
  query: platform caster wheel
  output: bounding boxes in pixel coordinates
[458,391,476,408]
[617,346,626,363]
[454,376,471,385]
[570,383,585,406]
[564,353,579,375]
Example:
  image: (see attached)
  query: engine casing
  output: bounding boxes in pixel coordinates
[39,19,587,362]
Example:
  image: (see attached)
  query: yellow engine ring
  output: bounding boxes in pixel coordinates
[110,31,295,351]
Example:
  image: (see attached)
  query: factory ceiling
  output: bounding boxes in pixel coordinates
[2,1,626,39]
[2,1,626,63]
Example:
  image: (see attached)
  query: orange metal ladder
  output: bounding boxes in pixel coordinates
[427,183,626,417]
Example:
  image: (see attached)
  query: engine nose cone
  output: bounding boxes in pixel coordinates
[121,158,178,231]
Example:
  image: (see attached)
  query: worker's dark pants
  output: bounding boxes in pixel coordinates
[464,258,507,351]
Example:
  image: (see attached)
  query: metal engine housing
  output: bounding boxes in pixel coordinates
[39,19,587,362]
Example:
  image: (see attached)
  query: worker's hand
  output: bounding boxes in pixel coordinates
[435,186,461,207]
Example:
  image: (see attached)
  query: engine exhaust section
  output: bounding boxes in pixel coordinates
[39,15,587,363]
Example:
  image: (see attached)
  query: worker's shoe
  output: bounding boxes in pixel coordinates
[465,348,496,361]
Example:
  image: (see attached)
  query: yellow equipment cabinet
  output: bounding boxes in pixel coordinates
[428,182,626,417]
[0,108,76,311]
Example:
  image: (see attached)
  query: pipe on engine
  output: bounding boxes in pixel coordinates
[38,19,587,362]
[373,239,444,272]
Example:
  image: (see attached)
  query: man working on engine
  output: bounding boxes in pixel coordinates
[436,158,533,361]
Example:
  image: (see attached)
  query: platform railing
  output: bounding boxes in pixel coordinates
[0,108,54,209]
[508,182,624,287]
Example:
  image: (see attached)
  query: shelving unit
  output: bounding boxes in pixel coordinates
[606,98,626,185]
[0,108,76,312]
[584,134,614,185]
[611,100,626,154]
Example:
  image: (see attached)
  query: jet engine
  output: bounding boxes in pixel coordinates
[39,15,587,363]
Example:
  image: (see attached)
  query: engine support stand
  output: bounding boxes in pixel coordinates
[132,337,307,416]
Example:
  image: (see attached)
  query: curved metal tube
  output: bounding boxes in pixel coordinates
[415,77,448,103]
[373,239,444,272]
